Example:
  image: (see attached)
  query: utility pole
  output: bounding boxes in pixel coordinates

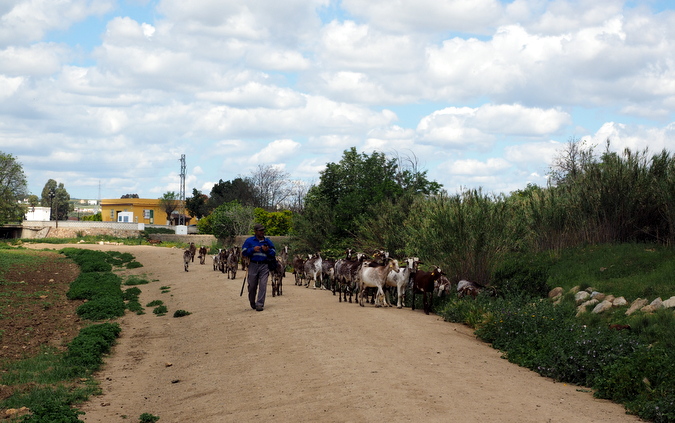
[179,154,186,225]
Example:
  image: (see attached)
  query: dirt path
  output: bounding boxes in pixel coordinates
[29,244,643,423]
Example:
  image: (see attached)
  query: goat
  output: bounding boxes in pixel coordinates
[435,275,452,298]
[292,254,306,286]
[385,257,420,308]
[334,251,365,303]
[188,242,197,263]
[358,258,399,307]
[271,257,284,297]
[321,257,336,291]
[218,248,229,273]
[226,246,240,279]
[183,249,191,272]
[148,239,162,245]
[304,253,323,289]
[212,251,221,271]
[457,279,481,299]
[278,245,289,277]
[198,245,208,264]
[241,255,250,272]
[411,266,443,315]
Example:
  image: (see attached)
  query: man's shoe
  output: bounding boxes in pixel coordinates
[250,302,256,309]
[256,306,263,312]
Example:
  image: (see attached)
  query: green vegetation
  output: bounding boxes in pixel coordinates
[152,305,168,316]
[139,412,160,422]
[173,309,191,317]
[0,151,28,225]
[0,246,143,420]
[435,243,675,422]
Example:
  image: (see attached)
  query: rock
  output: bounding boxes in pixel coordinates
[640,304,657,314]
[650,297,663,309]
[592,300,613,314]
[581,299,599,308]
[568,286,581,294]
[548,287,564,299]
[626,298,648,315]
[662,296,675,309]
[590,291,605,301]
[575,291,590,304]
[604,294,615,303]
[612,297,628,307]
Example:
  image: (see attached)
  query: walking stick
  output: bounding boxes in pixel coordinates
[240,273,247,297]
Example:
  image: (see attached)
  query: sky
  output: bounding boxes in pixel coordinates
[1,0,675,201]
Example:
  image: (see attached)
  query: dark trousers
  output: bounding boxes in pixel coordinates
[248,262,269,308]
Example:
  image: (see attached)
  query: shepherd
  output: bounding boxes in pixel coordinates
[241,224,276,312]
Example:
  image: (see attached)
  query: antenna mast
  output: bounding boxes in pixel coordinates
[179,154,186,225]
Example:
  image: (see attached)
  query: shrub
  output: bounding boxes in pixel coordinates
[75,296,126,321]
[491,252,550,298]
[18,398,84,422]
[62,323,121,373]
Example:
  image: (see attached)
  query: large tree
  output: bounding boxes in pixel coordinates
[208,177,256,210]
[210,201,254,241]
[0,152,28,224]
[186,188,209,219]
[295,147,441,249]
[249,164,291,210]
[40,179,71,221]
[159,191,180,224]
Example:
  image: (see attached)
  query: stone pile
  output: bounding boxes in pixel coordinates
[548,286,675,317]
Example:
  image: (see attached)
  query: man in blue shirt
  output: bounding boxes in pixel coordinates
[241,224,276,311]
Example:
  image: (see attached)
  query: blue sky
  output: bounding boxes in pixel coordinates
[1,0,675,202]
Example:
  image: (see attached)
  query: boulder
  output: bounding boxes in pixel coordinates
[612,297,628,307]
[650,297,664,309]
[592,300,613,314]
[575,291,590,304]
[548,287,564,299]
[590,291,605,301]
[568,286,581,295]
[662,296,675,309]
[626,298,648,316]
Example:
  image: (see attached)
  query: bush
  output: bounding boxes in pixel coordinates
[491,253,550,298]
[18,399,84,422]
[62,323,121,373]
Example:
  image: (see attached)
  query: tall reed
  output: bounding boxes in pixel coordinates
[404,189,515,285]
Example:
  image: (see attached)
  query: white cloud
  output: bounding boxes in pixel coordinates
[251,138,301,163]
[416,104,570,147]
[341,0,504,34]
[0,0,115,47]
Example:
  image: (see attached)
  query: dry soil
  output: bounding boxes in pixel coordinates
[25,243,644,423]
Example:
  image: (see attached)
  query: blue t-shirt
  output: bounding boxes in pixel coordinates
[242,236,276,263]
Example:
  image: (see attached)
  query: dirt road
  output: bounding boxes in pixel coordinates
[31,244,641,423]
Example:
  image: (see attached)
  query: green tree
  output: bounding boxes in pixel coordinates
[208,178,256,210]
[186,188,209,219]
[0,152,28,224]
[295,147,441,249]
[26,194,39,207]
[159,191,180,224]
[210,201,254,241]
[40,179,71,221]
[253,208,293,236]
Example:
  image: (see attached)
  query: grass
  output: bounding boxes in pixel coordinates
[0,242,143,421]
[546,243,675,301]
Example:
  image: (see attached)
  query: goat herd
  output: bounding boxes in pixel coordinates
[181,243,482,315]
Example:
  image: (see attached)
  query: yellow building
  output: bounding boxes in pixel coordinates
[100,198,191,225]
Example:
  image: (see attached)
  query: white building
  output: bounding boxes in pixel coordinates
[24,206,51,221]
